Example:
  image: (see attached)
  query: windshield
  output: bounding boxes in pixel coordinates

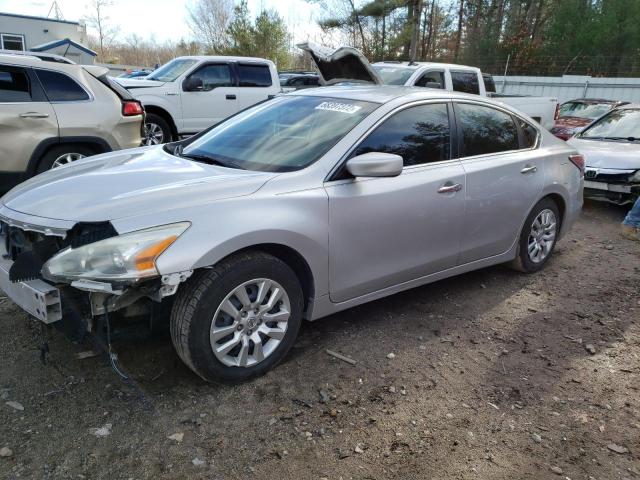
[581,109,640,140]
[147,59,198,82]
[559,101,613,120]
[182,96,377,172]
[372,65,415,85]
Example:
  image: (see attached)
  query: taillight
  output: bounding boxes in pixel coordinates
[569,154,585,175]
[554,103,560,120]
[122,100,144,116]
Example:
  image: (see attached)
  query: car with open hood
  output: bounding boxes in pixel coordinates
[0,83,582,383]
[568,104,640,205]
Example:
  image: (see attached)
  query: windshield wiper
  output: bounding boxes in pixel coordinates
[601,136,639,142]
[180,152,245,170]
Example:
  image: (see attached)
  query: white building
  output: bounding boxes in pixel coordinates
[0,12,96,64]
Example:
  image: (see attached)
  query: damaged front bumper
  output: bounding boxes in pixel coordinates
[583,168,639,205]
[0,205,190,329]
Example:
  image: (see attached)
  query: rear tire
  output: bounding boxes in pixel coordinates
[36,144,96,173]
[170,252,304,384]
[142,113,172,145]
[511,197,561,273]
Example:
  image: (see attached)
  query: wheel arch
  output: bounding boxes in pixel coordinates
[26,136,112,177]
[143,104,178,137]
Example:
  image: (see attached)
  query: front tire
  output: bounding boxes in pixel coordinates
[511,198,561,273]
[142,113,172,145]
[170,252,304,383]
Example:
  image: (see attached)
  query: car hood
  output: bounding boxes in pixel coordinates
[567,137,640,170]
[297,42,383,86]
[115,77,166,89]
[2,147,276,223]
[554,116,593,129]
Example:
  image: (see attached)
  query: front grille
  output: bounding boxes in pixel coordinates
[585,170,632,183]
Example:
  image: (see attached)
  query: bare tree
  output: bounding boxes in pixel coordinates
[186,0,234,53]
[85,0,119,59]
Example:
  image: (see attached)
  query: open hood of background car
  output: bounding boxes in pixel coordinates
[297,42,383,86]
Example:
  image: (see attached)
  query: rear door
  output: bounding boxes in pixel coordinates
[0,65,58,177]
[325,102,466,303]
[235,62,276,110]
[454,101,544,263]
[180,62,237,132]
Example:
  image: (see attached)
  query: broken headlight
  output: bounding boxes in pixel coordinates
[42,222,190,282]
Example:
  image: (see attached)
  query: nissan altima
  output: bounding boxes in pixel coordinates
[0,85,583,383]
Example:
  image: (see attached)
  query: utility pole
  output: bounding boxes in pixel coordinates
[47,1,64,20]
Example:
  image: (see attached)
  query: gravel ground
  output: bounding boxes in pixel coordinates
[1,200,638,480]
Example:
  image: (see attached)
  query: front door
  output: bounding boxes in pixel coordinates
[0,65,58,177]
[180,62,237,132]
[325,102,466,303]
[453,102,545,263]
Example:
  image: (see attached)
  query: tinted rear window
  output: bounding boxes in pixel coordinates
[451,71,480,95]
[238,64,272,87]
[35,69,89,101]
[456,103,519,156]
[0,66,30,102]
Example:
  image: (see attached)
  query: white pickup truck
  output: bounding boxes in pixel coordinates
[298,43,558,130]
[371,61,558,130]
[116,56,281,145]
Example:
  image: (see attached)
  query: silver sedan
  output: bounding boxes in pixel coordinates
[0,86,583,383]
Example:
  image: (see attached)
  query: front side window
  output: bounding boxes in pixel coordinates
[188,64,232,91]
[0,66,30,102]
[352,103,451,167]
[415,71,445,89]
[182,96,377,172]
[456,103,519,156]
[35,69,89,102]
[147,59,198,82]
[580,108,640,140]
[238,64,272,87]
[451,71,480,95]
[1,34,25,51]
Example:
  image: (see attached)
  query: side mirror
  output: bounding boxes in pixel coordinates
[183,77,204,92]
[346,152,403,178]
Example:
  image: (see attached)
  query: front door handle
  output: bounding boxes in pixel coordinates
[19,112,49,118]
[437,183,463,194]
[226,94,236,100]
[164,92,178,96]
[521,165,537,174]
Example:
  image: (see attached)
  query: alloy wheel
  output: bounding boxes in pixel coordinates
[210,278,291,368]
[52,152,85,169]
[143,122,164,145]
[527,209,557,263]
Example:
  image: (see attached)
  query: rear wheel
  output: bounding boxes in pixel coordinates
[511,198,560,273]
[170,252,304,383]
[37,144,96,173]
[142,113,172,145]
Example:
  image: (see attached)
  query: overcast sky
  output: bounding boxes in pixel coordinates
[0,0,324,44]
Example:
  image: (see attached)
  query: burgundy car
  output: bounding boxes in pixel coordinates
[551,99,626,140]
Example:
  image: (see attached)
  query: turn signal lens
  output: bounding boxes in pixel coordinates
[134,236,178,271]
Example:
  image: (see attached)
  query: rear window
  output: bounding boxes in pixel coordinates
[238,64,272,87]
[451,71,480,95]
[35,69,89,102]
[0,66,31,102]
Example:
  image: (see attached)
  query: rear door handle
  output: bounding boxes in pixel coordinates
[437,183,463,194]
[226,94,236,100]
[19,112,49,118]
[521,165,537,174]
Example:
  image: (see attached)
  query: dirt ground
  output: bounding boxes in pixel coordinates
[1,199,638,480]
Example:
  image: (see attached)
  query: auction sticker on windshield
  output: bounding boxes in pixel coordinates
[315,101,362,114]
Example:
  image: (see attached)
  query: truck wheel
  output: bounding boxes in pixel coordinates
[37,144,96,173]
[170,252,304,383]
[142,113,172,145]
[511,198,560,273]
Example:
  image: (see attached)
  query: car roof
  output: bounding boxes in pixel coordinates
[289,84,482,104]
[373,61,480,72]
[173,55,275,65]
